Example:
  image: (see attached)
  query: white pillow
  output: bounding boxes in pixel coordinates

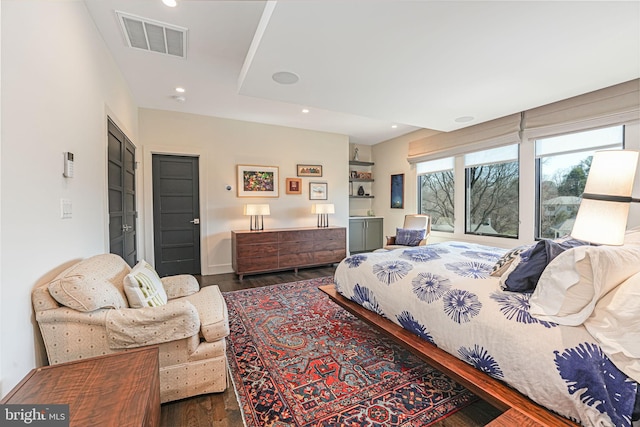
[124,261,168,308]
[530,245,640,325]
[584,271,640,383]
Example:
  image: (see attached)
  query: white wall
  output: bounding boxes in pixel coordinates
[0,0,138,395]
[139,109,349,274]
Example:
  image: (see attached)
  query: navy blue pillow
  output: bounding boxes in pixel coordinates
[503,237,590,293]
[395,228,426,246]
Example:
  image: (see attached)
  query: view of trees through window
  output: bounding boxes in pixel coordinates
[418,170,454,232]
[536,126,624,239]
[466,161,519,238]
[417,126,624,240]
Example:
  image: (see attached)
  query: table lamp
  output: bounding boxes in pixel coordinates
[312,203,335,228]
[244,204,270,231]
[571,150,639,245]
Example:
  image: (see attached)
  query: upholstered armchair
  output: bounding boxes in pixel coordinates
[384,214,431,250]
[32,254,229,403]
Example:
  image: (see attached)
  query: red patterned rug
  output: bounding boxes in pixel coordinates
[225,277,478,426]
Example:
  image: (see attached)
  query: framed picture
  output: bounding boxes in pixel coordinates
[309,182,328,200]
[391,173,404,208]
[297,164,323,177]
[285,178,302,194]
[237,165,279,197]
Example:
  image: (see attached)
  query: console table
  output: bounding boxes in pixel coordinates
[1,347,160,427]
[232,226,346,279]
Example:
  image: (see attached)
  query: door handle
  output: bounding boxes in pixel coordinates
[122,224,132,232]
[190,218,200,225]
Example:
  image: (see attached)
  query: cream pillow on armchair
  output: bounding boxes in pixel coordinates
[124,260,168,308]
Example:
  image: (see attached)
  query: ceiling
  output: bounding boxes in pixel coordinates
[84,1,640,145]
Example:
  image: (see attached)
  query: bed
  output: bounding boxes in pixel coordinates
[325,240,640,426]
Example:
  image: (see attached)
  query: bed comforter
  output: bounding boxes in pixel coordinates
[334,241,639,426]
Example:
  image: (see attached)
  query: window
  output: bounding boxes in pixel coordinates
[465,145,519,238]
[417,158,454,232]
[535,126,624,239]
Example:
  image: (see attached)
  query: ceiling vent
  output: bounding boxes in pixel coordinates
[116,11,187,59]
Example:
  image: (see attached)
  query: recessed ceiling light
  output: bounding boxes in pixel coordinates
[162,0,177,7]
[455,116,475,123]
[172,95,186,102]
[302,108,309,114]
[391,124,398,129]
[272,71,299,85]
[175,87,185,93]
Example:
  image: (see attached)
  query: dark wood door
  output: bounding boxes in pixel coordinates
[152,155,201,276]
[108,119,137,266]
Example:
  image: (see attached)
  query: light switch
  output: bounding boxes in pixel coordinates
[61,199,72,219]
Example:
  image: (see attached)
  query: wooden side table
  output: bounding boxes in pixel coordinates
[1,347,160,427]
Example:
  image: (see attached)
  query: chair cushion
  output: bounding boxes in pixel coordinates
[395,228,426,246]
[48,254,130,312]
[124,261,168,308]
[181,285,229,342]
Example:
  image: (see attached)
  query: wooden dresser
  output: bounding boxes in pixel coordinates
[1,347,160,427]
[232,226,346,279]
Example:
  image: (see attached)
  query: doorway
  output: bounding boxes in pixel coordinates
[152,154,201,276]
[108,118,137,266]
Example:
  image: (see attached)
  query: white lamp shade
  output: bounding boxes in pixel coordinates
[244,204,270,216]
[311,204,335,214]
[571,198,630,245]
[583,150,638,198]
[571,150,639,245]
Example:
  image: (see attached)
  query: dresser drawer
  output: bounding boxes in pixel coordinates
[279,230,317,242]
[236,256,279,272]
[316,239,345,251]
[234,231,278,245]
[279,240,314,254]
[236,243,278,259]
[315,249,346,264]
[279,252,314,267]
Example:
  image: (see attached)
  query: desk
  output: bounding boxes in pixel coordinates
[1,347,160,427]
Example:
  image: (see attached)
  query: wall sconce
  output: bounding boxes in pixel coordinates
[244,204,270,231]
[312,203,335,228]
[571,150,639,245]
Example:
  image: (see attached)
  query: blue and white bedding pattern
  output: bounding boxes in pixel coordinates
[334,242,639,426]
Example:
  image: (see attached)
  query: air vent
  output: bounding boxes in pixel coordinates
[116,11,187,59]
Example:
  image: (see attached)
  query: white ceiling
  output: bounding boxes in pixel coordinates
[84,0,640,145]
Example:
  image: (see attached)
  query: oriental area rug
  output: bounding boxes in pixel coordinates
[224,277,478,426]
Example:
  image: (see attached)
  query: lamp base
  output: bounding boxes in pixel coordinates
[250,215,264,231]
[317,214,329,228]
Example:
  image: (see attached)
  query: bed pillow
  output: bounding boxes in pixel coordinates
[490,245,529,277]
[395,228,426,246]
[530,245,640,325]
[583,271,640,383]
[502,237,589,293]
[124,261,168,308]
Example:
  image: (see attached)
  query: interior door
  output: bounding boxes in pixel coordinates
[108,118,137,266]
[152,155,201,276]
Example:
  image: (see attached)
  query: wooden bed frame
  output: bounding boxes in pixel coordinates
[319,284,579,427]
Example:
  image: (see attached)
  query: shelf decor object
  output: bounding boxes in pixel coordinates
[244,203,270,231]
[237,165,279,197]
[312,203,335,227]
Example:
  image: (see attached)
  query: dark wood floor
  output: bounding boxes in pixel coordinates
[160,266,503,426]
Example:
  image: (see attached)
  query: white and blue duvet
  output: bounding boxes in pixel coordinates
[334,241,638,426]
